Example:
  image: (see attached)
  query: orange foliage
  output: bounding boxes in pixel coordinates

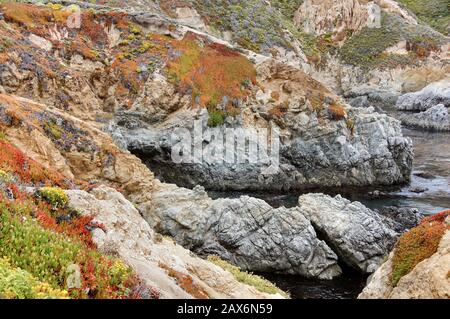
[1,3,53,29]
[111,59,140,95]
[70,36,98,61]
[391,210,450,286]
[0,140,68,187]
[268,105,287,118]
[79,11,108,45]
[328,103,347,120]
[36,210,103,248]
[271,91,280,102]
[159,263,209,299]
[167,33,256,107]
[0,52,8,64]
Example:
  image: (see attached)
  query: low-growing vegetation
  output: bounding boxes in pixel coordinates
[159,263,209,299]
[167,33,256,108]
[37,187,69,209]
[189,0,301,53]
[339,13,444,69]
[0,139,69,187]
[397,0,450,35]
[391,210,450,287]
[0,133,158,299]
[208,256,289,297]
[0,257,68,299]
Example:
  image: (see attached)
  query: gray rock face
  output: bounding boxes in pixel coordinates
[396,80,450,112]
[148,184,342,279]
[112,106,413,192]
[399,104,450,131]
[347,90,399,109]
[148,184,412,278]
[297,194,399,273]
[375,206,423,234]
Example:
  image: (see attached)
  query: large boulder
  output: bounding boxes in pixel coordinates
[148,183,342,279]
[297,194,399,273]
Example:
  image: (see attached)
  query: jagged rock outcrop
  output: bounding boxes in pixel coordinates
[294,0,381,42]
[396,80,450,111]
[294,0,448,104]
[0,93,156,214]
[0,2,415,192]
[297,194,399,273]
[399,104,450,131]
[148,184,415,277]
[114,62,413,191]
[148,183,342,279]
[359,214,450,299]
[66,185,285,299]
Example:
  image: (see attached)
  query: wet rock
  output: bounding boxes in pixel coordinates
[399,104,450,131]
[409,186,429,194]
[414,172,436,180]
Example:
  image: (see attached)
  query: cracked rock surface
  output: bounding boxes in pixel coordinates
[149,183,342,279]
[298,194,399,273]
[148,183,415,278]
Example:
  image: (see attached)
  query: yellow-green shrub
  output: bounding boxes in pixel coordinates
[0,207,81,288]
[0,257,68,299]
[37,187,69,208]
[0,169,11,183]
[207,256,289,297]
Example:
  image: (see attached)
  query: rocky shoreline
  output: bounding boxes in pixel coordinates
[0,0,448,299]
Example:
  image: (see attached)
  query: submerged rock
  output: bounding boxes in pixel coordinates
[148,183,342,279]
[297,194,399,273]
